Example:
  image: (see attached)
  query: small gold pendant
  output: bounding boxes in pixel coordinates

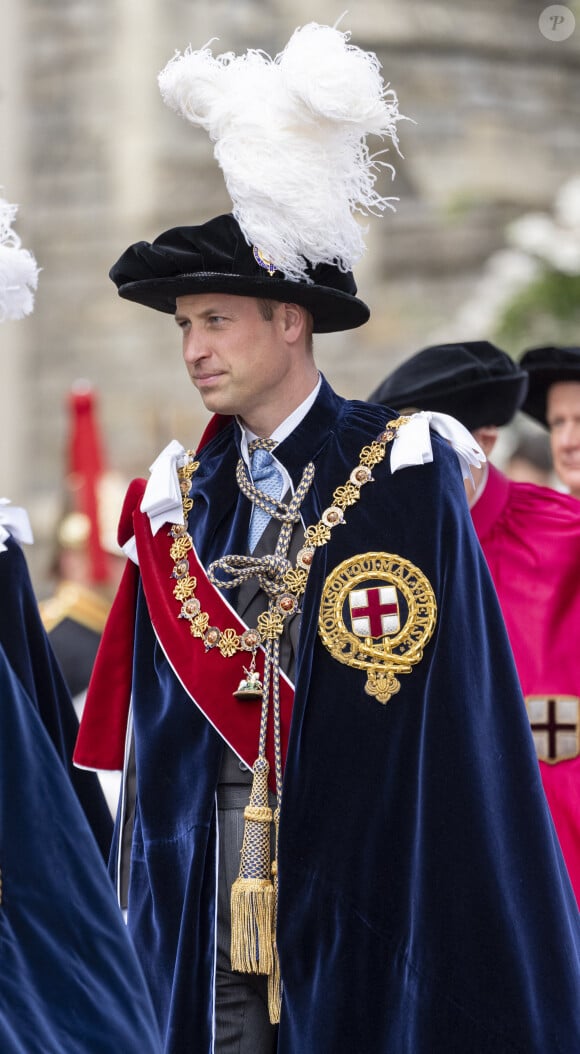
[233,657,264,702]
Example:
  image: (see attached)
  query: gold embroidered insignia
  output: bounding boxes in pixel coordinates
[525,695,580,763]
[318,552,437,703]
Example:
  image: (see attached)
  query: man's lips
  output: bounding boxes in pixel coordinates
[194,372,225,385]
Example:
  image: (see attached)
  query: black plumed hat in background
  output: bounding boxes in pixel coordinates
[519,346,580,427]
[368,341,529,431]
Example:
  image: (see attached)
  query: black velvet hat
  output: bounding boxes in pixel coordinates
[109,214,370,335]
[519,346,580,427]
[368,341,529,431]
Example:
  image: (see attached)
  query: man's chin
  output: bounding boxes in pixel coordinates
[197,391,234,417]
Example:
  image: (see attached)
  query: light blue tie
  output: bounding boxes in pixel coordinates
[248,447,283,552]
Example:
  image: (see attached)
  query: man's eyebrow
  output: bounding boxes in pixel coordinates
[174,306,227,322]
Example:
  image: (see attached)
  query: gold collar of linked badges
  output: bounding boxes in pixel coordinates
[168,417,414,660]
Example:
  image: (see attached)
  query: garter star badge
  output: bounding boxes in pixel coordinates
[319,552,437,703]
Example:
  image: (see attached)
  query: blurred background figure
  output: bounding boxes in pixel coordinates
[39,381,126,816]
[369,340,580,904]
[504,429,554,486]
[40,381,126,711]
[520,345,580,499]
[0,192,162,1053]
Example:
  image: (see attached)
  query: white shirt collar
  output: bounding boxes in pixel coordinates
[238,374,321,466]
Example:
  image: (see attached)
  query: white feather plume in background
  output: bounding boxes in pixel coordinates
[0,197,39,322]
[158,22,404,282]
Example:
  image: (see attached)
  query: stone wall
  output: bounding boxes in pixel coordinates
[1,0,579,590]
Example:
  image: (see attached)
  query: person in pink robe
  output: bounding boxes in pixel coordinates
[369,341,580,905]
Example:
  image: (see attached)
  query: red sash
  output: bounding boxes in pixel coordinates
[75,449,295,783]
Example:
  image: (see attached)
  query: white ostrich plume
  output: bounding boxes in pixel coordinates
[0,197,39,321]
[158,22,404,282]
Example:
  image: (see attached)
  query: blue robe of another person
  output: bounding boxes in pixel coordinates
[0,535,112,858]
[0,535,162,1053]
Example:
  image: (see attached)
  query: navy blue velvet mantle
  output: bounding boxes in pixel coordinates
[0,535,112,859]
[112,379,579,1052]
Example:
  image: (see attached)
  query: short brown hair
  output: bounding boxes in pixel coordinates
[257,298,275,321]
[257,298,313,352]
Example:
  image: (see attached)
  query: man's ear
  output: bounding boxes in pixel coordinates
[281,302,306,341]
[472,426,499,457]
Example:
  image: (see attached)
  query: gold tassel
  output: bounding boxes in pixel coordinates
[267,939,282,1024]
[267,858,282,1023]
[230,757,274,975]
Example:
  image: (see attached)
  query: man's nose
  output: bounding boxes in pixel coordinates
[183,331,209,363]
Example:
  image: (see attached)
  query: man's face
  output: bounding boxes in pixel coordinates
[546,381,580,498]
[174,292,309,435]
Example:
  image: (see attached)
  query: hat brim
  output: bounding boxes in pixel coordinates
[116,272,370,334]
[369,373,528,431]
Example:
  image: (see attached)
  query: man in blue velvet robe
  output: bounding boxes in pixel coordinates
[76,213,580,1054]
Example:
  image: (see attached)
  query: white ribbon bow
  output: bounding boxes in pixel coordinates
[124,439,189,564]
[0,498,34,552]
[390,411,485,487]
[122,439,188,563]
[140,439,188,536]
